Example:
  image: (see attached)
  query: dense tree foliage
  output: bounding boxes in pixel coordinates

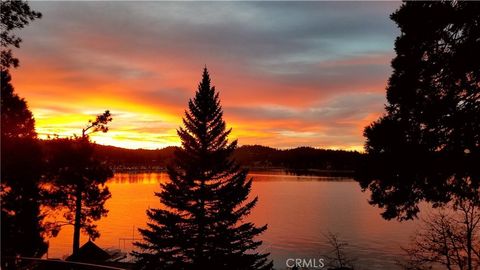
[1,70,47,267]
[357,1,480,220]
[0,0,41,70]
[0,1,46,267]
[0,70,36,139]
[133,69,273,270]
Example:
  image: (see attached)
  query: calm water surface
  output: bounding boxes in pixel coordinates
[46,171,425,269]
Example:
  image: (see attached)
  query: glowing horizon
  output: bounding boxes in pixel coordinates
[11,1,401,152]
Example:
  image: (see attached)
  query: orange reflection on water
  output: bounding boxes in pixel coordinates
[45,172,423,269]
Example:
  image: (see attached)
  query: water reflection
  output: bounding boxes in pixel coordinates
[46,171,424,270]
[110,173,170,184]
[111,171,353,183]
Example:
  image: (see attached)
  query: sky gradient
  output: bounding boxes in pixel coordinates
[11,1,401,151]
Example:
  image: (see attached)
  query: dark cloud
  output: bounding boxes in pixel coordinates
[22,1,400,81]
[226,92,385,123]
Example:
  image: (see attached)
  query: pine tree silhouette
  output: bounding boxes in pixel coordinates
[133,68,273,270]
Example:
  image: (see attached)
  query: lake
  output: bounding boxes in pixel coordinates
[46,171,425,270]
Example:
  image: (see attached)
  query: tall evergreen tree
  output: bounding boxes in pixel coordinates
[357,1,480,220]
[133,68,273,270]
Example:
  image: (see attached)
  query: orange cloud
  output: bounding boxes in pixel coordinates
[9,1,398,150]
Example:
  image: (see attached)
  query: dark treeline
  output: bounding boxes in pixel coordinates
[56,142,362,173]
[235,145,361,172]
[42,141,177,169]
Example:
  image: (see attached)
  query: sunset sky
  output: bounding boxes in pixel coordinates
[11,1,401,151]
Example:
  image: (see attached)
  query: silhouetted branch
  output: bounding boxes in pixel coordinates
[323,232,355,270]
[82,110,112,137]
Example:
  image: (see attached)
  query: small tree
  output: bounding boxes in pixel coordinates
[133,68,273,270]
[46,111,113,255]
[324,232,355,270]
[402,199,480,270]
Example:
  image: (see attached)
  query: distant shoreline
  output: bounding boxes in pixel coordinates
[112,166,356,177]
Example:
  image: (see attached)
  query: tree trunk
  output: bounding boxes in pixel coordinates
[72,189,83,255]
[195,179,206,267]
[467,229,472,270]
